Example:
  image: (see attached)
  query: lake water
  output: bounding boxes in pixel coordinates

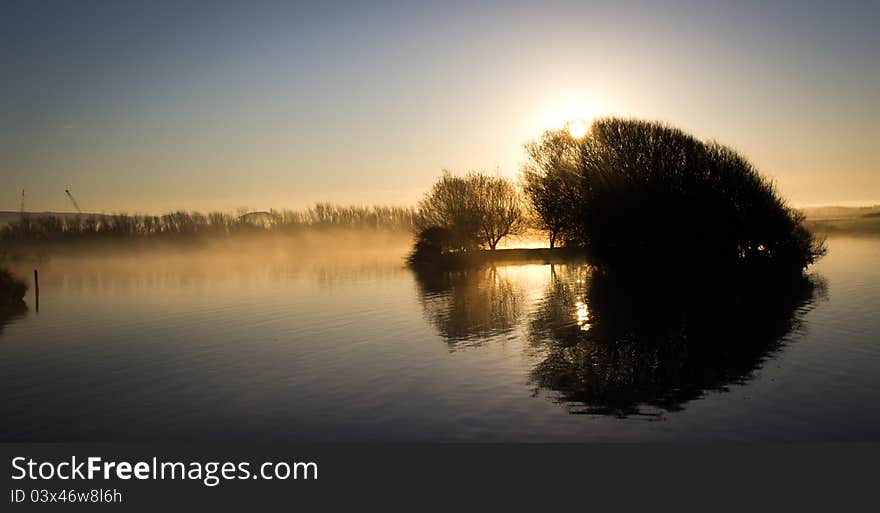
[1,236,878,441]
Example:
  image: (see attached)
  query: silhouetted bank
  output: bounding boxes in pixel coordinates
[410,246,586,269]
[0,268,27,305]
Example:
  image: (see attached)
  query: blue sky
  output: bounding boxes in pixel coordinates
[2,0,878,212]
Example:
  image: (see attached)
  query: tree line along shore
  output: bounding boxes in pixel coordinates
[0,204,416,243]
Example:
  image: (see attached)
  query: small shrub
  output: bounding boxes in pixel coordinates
[407,226,461,264]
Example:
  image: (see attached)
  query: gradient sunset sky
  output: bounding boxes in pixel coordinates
[2,0,878,212]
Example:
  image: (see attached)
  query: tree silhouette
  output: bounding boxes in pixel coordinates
[415,171,525,251]
[522,131,581,248]
[0,204,416,244]
[523,118,825,272]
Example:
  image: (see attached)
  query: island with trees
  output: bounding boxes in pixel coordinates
[409,117,826,276]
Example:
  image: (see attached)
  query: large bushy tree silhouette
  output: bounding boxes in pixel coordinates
[523,118,825,272]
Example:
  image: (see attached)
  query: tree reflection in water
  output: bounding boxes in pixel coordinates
[528,265,825,416]
[414,266,524,349]
[414,262,825,416]
[0,301,27,339]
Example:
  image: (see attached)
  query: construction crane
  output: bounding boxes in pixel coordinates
[65,189,82,214]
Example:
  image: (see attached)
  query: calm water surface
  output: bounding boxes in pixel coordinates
[1,237,878,441]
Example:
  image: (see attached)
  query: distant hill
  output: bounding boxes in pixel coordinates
[799,205,880,220]
[800,206,880,236]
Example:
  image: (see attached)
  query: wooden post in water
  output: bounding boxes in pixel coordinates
[33,269,39,313]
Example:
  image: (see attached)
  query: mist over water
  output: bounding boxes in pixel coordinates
[0,235,878,441]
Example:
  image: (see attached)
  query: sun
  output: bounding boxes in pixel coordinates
[567,119,588,139]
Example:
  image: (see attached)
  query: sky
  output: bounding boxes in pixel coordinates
[2,0,878,213]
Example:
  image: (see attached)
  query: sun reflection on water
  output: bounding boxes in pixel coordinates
[574,298,591,331]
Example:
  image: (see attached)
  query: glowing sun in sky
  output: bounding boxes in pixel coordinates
[567,119,588,139]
